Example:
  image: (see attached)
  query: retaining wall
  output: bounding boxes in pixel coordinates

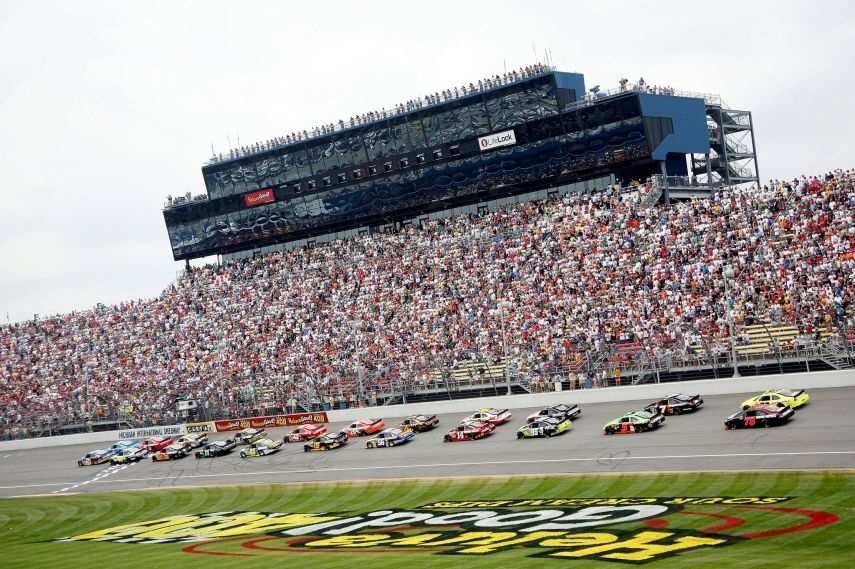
[2,369,853,452]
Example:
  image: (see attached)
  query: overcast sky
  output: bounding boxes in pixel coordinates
[1,0,852,324]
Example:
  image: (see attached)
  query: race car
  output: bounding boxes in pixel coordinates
[399,414,439,432]
[366,428,416,449]
[741,389,810,410]
[141,437,174,452]
[176,433,208,449]
[235,428,267,445]
[195,439,237,459]
[526,403,581,423]
[304,432,348,452]
[108,440,141,455]
[110,444,148,464]
[284,423,327,443]
[725,404,795,429]
[465,408,512,426]
[151,442,190,462]
[77,449,113,467]
[342,418,385,437]
[604,410,665,435]
[517,417,573,439]
[644,394,704,415]
[240,438,283,458]
[444,420,496,442]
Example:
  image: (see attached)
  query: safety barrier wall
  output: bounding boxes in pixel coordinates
[2,369,853,452]
[324,368,855,422]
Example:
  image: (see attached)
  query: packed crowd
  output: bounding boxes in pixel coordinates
[2,169,853,438]
[206,63,553,165]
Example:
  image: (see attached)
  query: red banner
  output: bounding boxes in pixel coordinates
[243,188,275,207]
[214,412,328,432]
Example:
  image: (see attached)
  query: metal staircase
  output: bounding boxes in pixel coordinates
[691,104,759,187]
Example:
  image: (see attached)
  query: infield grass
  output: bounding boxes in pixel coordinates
[1,471,853,568]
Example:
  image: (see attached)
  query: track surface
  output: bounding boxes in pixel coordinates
[1,387,853,497]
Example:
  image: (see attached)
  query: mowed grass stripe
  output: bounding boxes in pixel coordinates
[1,472,853,569]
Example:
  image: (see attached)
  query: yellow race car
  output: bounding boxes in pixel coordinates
[742,389,809,410]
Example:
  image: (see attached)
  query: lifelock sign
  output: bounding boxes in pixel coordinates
[478,129,517,152]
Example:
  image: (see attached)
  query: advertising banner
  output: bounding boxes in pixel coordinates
[117,424,186,440]
[184,421,216,434]
[478,129,517,152]
[214,412,328,433]
[243,188,275,207]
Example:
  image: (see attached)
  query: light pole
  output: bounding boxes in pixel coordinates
[723,266,740,378]
[498,300,511,395]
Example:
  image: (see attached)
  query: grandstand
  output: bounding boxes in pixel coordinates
[1,68,852,441]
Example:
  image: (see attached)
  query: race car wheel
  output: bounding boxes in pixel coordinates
[240,452,246,458]
[516,432,524,440]
[443,435,451,442]
[742,405,750,411]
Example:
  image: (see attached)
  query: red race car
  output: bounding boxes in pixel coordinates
[464,407,513,426]
[284,423,327,443]
[142,436,174,452]
[444,420,495,442]
[342,418,385,438]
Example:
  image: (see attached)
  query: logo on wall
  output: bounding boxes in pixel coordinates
[55,496,838,563]
[478,129,517,152]
[243,188,276,207]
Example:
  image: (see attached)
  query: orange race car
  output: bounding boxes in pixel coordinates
[342,418,385,437]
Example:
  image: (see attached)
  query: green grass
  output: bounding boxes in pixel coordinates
[2,471,854,568]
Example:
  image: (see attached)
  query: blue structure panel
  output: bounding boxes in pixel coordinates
[639,94,709,160]
[554,72,586,101]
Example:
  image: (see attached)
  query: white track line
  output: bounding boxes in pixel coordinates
[1,449,852,491]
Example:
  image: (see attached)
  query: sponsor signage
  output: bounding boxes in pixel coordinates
[57,496,838,564]
[478,129,516,152]
[213,412,328,433]
[184,421,215,434]
[117,424,185,440]
[243,188,275,207]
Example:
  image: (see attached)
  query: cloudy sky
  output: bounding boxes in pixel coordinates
[1,0,852,323]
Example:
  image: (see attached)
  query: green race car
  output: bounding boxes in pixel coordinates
[516,417,572,439]
[604,410,665,435]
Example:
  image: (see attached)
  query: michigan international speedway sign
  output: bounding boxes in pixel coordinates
[57,496,839,563]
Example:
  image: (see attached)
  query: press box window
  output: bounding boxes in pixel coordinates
[307,180,316,190]
[399,158,409,169]
[416,153,425,164]
[322,176,332,187]
[352,169,362,179]
[337,172,347,183]
[432,149,442,160]
[383,161,393,172]
[448,145,460,156]
[293,183,302,194]
[367,165,377,175]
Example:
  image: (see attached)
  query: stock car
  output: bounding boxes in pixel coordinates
[399,414,439,432]
[725,404,795,429]
[365,428,416,449]
[526,403,581,423]
[465,408,513,426]
[304,432,348,452]
[284,423,327,443]
[195,439,237,459]
[176,433,208,449]
[151,442,190,461]
[141,437,174,452]
[517,417,573,439]
[741,389,810,410]
[444,420,496,442]
[235,428,267,445]
[644,394,704,415]
[240,438,283,458]
[604,410,665,435]
[342,418,386,437]
[77,449,113,467]
[109,440,141,455]
[110,444,148,464]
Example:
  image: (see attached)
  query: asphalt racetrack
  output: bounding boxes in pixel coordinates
[2,387,854,498]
